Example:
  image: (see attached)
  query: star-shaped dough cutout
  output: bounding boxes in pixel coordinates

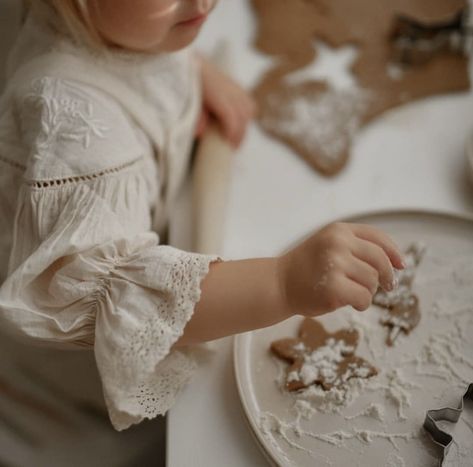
[271,318,377,391]
[286,39,360,90]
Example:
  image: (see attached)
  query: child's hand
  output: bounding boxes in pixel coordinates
[198,55,257,147]
[277,223,405,317]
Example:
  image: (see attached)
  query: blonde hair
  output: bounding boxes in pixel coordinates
[25,0,105,48]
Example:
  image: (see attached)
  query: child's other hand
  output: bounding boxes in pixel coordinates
[199,55,256,147]
[277,223,405,317]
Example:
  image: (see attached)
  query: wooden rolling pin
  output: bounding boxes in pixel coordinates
[192,42,235,255]
[192,121,234,255]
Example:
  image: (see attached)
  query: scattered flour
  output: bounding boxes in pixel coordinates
[345,403,385,423]
[354,429,415,450]
[346,313,381,360]
[419,331,470,385]
[295,376,371,414]
[293,399,317,423]
[258,409,414,455]
[314,260,334,291]
[370,369,421,420]
[258,412,307,465]
[258,412,333,466]
[386,452,406,467]
[431,303,473,320]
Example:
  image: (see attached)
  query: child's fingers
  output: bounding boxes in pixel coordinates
[234,97,254,128]
[350,239,395,291]
[226,111,250,148]
[350,224,404,270]
[242,94,257,118]
[247,99,258,118]
[344,256,379,295]
[337,276,373,312]
[194,109,209,137]
[217,104,243,147]
[229,116,246,147]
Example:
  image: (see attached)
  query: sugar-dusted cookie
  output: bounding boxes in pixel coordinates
[381,295,421,346]
[271,318,377,391]
[374,243,425,345]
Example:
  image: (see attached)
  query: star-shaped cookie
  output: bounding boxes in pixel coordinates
[271,318,377,391]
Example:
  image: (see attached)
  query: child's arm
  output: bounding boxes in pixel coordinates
[175,222,404,346]
[196,53,257,147]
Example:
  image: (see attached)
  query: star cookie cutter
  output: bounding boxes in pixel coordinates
[423,383,473,466]
[391,7,473,66]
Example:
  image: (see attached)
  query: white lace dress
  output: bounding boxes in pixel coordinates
[0,2,219,443]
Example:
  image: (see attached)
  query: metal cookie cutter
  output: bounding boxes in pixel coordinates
[423,383,473,466]
[390,7,473,65]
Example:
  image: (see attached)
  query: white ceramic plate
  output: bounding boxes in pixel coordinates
[234,210,473,467]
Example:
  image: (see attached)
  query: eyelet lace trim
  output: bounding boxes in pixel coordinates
[26,156,143,189]
[105,252,221,431]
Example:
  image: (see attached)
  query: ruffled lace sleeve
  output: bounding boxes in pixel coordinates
[0,77,220,431]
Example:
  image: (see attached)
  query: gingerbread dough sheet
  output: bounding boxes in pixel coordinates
[251,0,470,175]
[234,211,473,467]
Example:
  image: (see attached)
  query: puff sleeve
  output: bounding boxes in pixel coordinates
[0,76,219,430]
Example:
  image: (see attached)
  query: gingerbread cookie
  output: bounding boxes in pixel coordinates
[381,295,421,346]
[374,243,425,345]
[251,0,469,176]
[271,318,377,391]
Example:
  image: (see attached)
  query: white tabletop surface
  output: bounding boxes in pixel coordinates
[168,1,473,466]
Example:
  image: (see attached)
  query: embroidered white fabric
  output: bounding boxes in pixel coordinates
[0,3,218,432]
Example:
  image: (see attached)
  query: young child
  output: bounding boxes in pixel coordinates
[0,0,404,439]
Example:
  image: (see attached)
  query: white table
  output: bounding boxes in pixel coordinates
[168,1,473,466]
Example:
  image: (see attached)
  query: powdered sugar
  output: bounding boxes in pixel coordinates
[294,376,371,414]
[374,242,425,309]
[374,285,414,309]
[297,338,355,386]
[261,88,372,165]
